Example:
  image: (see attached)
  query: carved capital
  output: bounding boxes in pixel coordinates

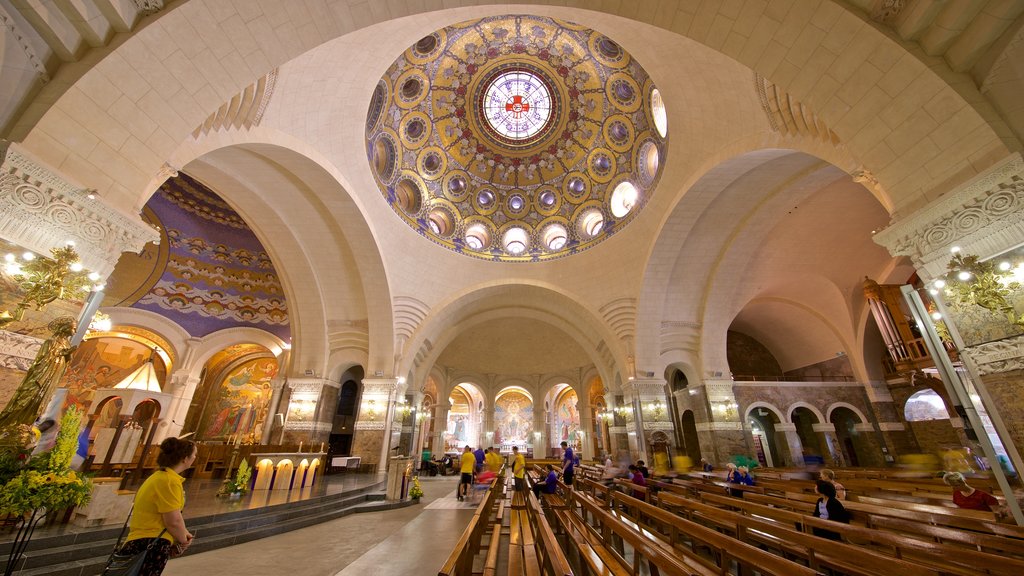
[622,377,666,400]
[361,378,400,396]
[288,377,332,395]
[963,334,1024,375]
[873,153,1024,281]
[0,142,160,277]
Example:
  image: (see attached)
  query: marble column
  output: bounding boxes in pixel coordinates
[533,406,546,458]
[813,423,842,467]
[281,377,336,446]
[162,371,200,442]
[352,377,399,473]
[692,378,745,465]
[261,376,288,445]
[778,424,804,467]
[432,402,450,456]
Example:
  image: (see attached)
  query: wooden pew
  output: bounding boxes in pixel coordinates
[606,489,816,576]
[695,492,1024,576]
[438,476,502,576]
[656,492,943,576]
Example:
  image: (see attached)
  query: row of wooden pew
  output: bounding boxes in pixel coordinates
[437,468,573,576]
[443,463,1023,575]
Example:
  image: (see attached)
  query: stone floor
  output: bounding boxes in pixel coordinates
[164,475,474,576]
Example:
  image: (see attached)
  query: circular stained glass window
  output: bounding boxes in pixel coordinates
[482,70,553,141]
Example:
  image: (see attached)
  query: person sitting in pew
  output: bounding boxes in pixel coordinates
[943,471,1004,516]
[628,464,647,498]
[819,468,846,500]
[738,465,755,486]
[532,464,559,498]
[700,458,713,472]
[636,460,650,478]
[811,479,850,540]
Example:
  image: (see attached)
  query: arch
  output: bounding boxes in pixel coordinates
[904,388,952,421]
[98,307,191,364]
[826,402,868,425]
[680,409,701,463]
[496,386,533,403]
[405,283,622,396]
[187,327,288,378]
[786,402,826,424]
[743,402,785,424]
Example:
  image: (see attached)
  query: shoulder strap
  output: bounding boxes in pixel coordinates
[111,504,134,553]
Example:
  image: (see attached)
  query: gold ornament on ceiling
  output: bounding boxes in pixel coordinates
[366,15,668,261]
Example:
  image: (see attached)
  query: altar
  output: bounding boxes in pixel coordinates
[251,452,325,491]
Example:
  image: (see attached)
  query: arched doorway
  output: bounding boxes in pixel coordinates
[330,368,362,457]
[792,406,825,466]
[746,404,783,468]
[680,410,701,464]
[446,383,484,452]
[830,406,865,467]
[546,384,580,459]
[183,345,279,444]
[667,368,688,453]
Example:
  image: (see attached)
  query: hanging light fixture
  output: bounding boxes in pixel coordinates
[113,350,162,392]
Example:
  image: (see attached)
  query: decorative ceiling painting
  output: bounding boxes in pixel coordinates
[105,174,290,340]
[366,15,668,262]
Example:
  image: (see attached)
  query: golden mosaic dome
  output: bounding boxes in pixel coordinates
[366,15,668,261]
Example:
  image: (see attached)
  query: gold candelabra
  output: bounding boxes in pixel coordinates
[1,246,97,328]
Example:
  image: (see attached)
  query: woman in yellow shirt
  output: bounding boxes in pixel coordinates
[118,437,197,575]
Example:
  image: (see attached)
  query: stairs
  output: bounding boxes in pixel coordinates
[1,481,397,576]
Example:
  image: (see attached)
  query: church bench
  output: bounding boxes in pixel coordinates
[572,491,719,576]
[481,521,502,576]
[870,515,1024,558]
[609,491,817,576]
[438,477,502,576]
[660,492,944,576]
[526,492,574,576]
[552,505,629,576]
[695,492,1024,576]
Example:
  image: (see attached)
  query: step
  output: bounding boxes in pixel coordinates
[2,482,397,576]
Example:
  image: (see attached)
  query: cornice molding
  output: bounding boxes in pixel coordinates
[963,334,1024,375]
[0,142,160,277]
[873,153,1024,280]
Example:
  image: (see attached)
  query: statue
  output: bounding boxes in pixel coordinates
[0,317,77,429]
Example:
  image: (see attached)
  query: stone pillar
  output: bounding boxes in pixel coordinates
[579,400,593,460]
[432,402,450,456]
[407,391,424,460]
[625,377,673,461]
[864,380,915,460]
[533,406,546,458]
[482,406,494,448]
[161,371,199,442]
[692,378,745,465]
[281,377,335,446]
[352,377,399,474]
[778,424,804,467]
[813,423,842,467]
[261,376,288,445]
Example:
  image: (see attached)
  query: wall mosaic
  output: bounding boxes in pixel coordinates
[366,15,667,261]
[554,388,579,445]
[58,336,168,413]
[494,390,532,445]
[199,357,278,442]
[106,173,289,339]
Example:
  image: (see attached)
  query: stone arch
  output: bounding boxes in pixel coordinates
[826,402,869,425]
[786,401,826,424]
[188,327,288,381]
[744,401,785,424]
[172,136,392,378]
[402,283,624,394]
[99,307,192,366]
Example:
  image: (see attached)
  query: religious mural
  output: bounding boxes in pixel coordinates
[59,337,168,413]
[199,357,278,442]
[105,173,290,340]
[554,389,580,445]
[493,390,532,446]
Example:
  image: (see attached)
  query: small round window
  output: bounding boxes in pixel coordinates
[610,181,638,218]
[580,209,604,238]
[503,227,529,255]
[651,88,667,138]
[465,223,490,250]
[543,224,568,250]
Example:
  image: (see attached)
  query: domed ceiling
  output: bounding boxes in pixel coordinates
[366,15,668,262]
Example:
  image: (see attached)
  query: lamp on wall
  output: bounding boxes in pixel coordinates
[645,401,666,419]
[113,350,162,392]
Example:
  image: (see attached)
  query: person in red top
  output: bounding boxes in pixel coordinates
[943,472,1000,512]
[628,464,646,499]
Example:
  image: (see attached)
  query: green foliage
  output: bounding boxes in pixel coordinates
[224,459,252,494]
[0,407,92,515]
[46,407,81,472]
[409,476,424,499]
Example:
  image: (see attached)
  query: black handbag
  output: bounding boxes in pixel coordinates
[101,505,166,576]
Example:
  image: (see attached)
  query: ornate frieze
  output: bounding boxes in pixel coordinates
[0,330,41,370]
[694,421,743,432]
[287,377,333,395]
[354,421,387,431]
[0,142,160,277]
[282,420,332,432]
[643,421,675,431]
[623,377,666,400]
[963,334,1024,375]
[873,153,1024,280]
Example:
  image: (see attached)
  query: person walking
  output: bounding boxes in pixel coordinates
[458,445,475,501]
[512,446,526,492]
[560,441,575,487]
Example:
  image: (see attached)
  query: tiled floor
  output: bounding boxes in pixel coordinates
[164,476,475,576]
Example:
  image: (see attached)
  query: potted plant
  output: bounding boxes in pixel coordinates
[222,459,251,499]
[408,476,424,501]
